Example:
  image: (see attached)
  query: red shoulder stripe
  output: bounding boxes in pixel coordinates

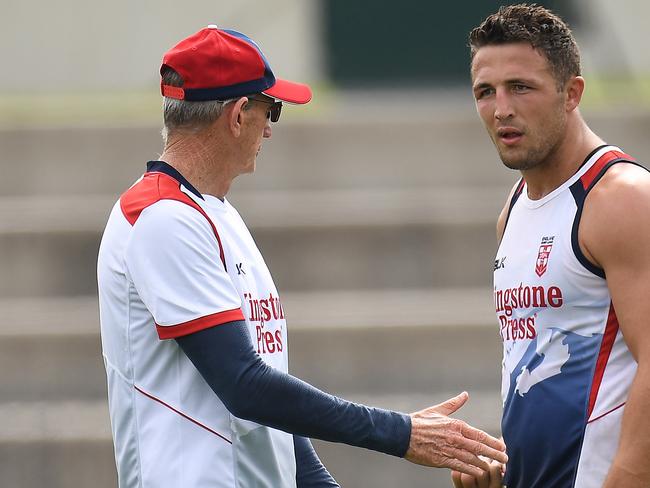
[120,173,162,226]
[580,150,634,190]
[120,172,227,270]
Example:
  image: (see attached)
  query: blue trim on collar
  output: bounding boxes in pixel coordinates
[146,161,204,200]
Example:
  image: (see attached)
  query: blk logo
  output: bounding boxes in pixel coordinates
[535,236,555,277]
[236,263,246,275]
[494,256,506,271]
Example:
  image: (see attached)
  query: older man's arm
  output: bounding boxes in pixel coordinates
[176,320,507,478]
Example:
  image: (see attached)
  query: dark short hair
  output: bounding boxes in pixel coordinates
[469,3,581,89]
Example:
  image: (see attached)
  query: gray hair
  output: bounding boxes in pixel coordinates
[161,67,237,144]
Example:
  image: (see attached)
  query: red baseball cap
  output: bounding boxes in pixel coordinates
[160,25,312,104]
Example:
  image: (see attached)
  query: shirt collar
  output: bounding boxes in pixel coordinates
[146,160,204,200]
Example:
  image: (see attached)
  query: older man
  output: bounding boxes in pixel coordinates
[98,25,506,487]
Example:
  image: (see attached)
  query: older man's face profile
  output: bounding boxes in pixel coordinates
[234,94,274,175]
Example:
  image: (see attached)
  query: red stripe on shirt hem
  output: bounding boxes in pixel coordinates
[156,308,245,339]
[134,385,232,444]
[587,402,626,424]
[586,303,619,418]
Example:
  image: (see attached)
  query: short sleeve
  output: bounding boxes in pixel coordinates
[124,199,244,339]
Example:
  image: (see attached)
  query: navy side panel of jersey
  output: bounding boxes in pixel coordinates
[502,330,602,487]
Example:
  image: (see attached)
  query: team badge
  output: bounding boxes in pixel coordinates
[535,236,555,277]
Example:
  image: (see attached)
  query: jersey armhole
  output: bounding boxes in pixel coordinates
[501,178,526,236]
[569,152,646,278]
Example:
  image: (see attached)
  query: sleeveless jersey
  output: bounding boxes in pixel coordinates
[494,145,641,487]
[98,161,295,487]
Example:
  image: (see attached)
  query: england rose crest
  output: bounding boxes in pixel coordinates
[535,236,555,277]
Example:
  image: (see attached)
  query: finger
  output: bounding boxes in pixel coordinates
[447,457,484,480]
[471,456,501,488]
[453,434,508,465]
[436,419,506,465]
[488,461,504,488]
[451,470,464,488]
[458,425,508,461]
[476,467,491,488]
[447,445,491,473]
[461,424,506,452]
[441,452,489,482]
[451,461,490,488]
[461,472,480,488]
[431,391,469,416]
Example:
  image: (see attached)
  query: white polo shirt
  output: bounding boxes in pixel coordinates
[98,162,295,487]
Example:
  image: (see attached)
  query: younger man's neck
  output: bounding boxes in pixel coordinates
[523,122,604,200]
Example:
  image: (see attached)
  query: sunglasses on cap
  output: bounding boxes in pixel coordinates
[247,97,282,123]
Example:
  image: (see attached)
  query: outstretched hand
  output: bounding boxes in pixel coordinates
[404,392,507,478]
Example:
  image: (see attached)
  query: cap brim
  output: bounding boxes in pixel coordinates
[263,78,312,104]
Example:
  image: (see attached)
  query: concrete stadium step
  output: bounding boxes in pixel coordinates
[0,289,502,402]
[0,186,506,234]
[1,111,648,197]
[0,120,510,197]
[0,224,498,296]
[0,390,502,488]
[0,187,504,297]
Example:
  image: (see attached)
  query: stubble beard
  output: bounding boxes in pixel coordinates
[494,112,566,172]
[498,142,553,171]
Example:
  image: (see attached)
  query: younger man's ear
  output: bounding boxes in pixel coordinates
[565,76,585,112]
